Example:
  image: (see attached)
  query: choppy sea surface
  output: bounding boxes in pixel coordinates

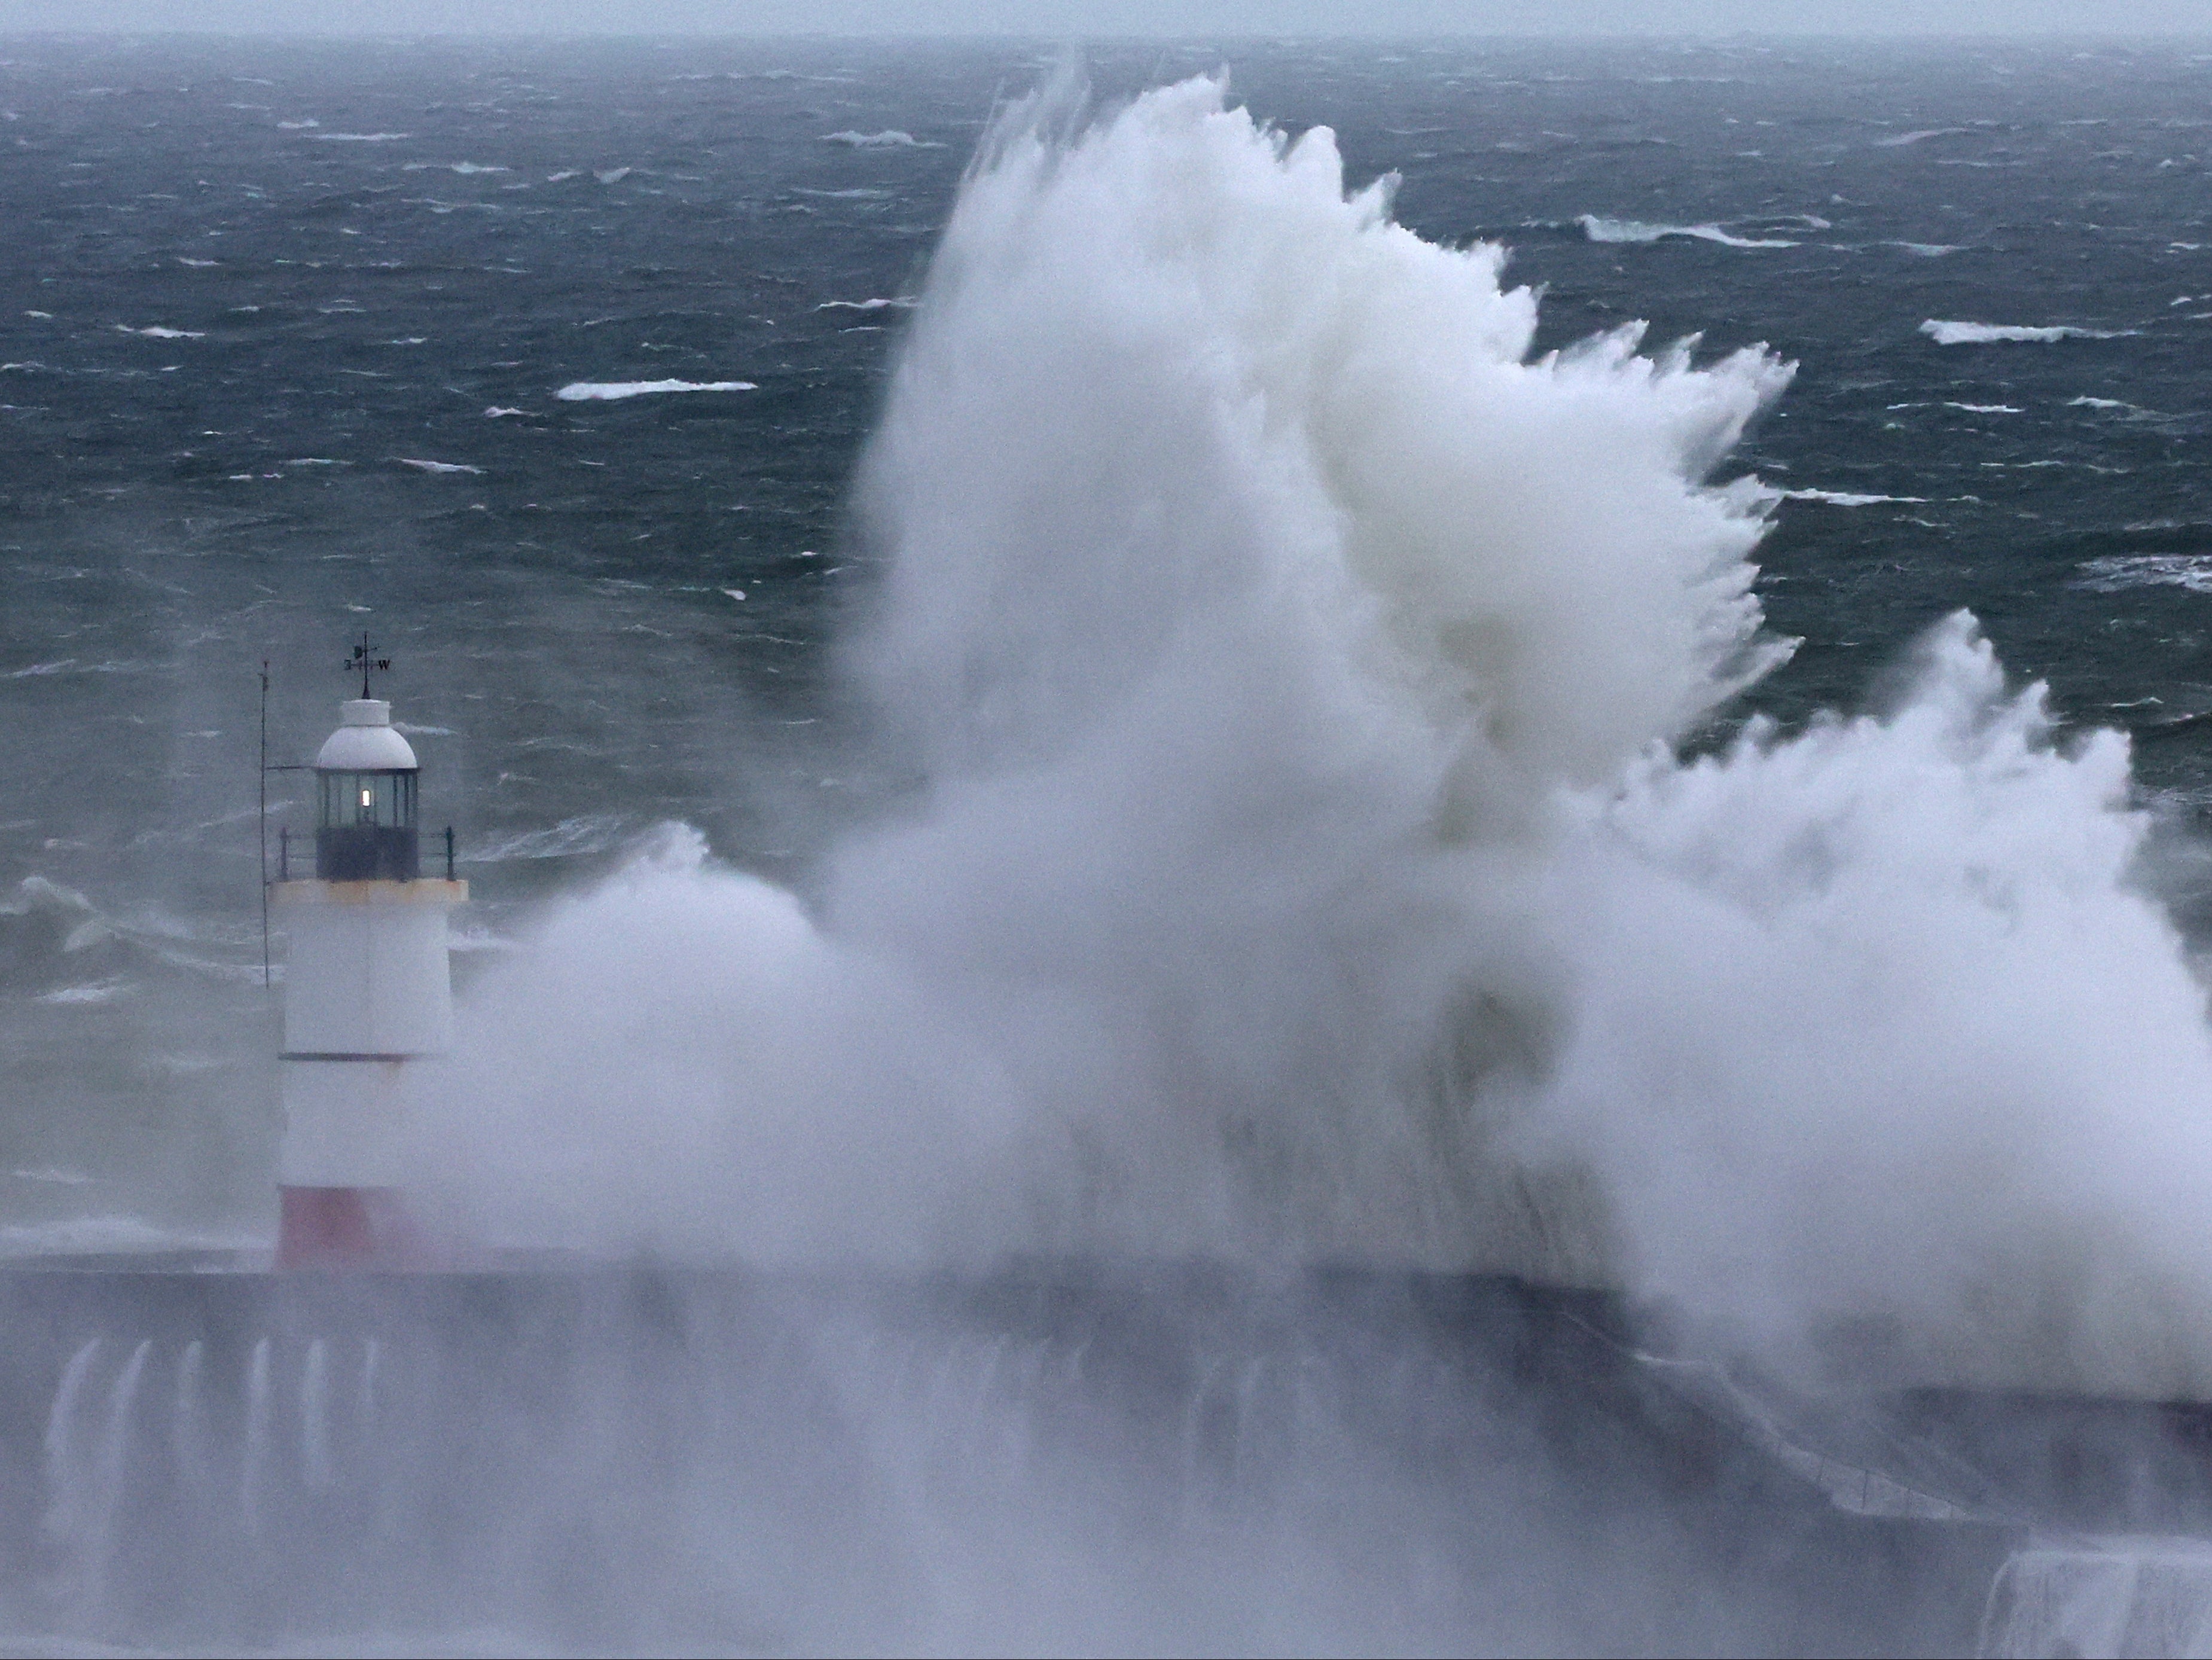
[0,34,2207,1236]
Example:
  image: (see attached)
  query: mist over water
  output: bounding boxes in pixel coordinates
[420,75,2212,1401]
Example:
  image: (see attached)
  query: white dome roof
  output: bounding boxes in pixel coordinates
[314,699,418,771]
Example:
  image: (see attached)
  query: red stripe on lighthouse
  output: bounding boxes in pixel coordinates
[276,1186,426,1270]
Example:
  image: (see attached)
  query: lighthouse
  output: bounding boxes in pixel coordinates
[272,641,464,1268]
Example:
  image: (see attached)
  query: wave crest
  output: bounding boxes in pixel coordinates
[419,77,2212,1396]
[1921,319,2134,344]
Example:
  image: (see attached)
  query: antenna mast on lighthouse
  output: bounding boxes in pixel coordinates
[260,660,270,986]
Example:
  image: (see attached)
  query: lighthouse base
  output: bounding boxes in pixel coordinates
[274,1186,425,1270]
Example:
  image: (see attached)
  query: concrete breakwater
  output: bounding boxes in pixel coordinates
[0,1261,2180,1654]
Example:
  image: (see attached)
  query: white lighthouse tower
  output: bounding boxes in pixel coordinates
[272,640,464,1268]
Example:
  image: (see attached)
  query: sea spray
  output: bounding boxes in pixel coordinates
[1527,615,2212,1392]
[414,825,1026,1264]
[416,77,2212,1394]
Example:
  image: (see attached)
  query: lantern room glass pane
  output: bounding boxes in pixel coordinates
[317,771,417,830]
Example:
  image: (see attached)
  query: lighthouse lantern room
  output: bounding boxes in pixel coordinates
[273,643,464,1269]
[315,705,420,881]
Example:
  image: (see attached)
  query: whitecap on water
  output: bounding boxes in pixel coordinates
[821,129,942,149]
[465,813,634,864]
[554,379,755,401]
[1874,127,1970,147]
[2076,556,2212,594]
[33,977,131,1006]
[1921,320,2135,344]
[2070,396,2171,420]
[1783,489,1929,506]
[1578,213,1795,248]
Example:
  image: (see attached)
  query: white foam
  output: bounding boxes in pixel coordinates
[1943,402,2022,414]
[425,77,1795,1273]
[113,324,202,339]
[312,132,410,142]
[818,297,917,311]
[554,379,756,401]
[403,161,508,174]
[34,978,130,1006]
[593,166,631,184]
[2076,556,2212,594]
[1921,319,2134,344]
[822,129,942,149]
[276,117,319,129]
[483,405,533,418]
[1782,489,1927,506]
[419,76,2212,1399]
[395,457,483,475]
[1578,213,1794,248]
[1874,127,1969,147]
[1887,242,1964,256]
[465,813,632,864]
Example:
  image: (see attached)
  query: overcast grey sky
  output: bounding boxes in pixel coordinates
[0,0,2206,36]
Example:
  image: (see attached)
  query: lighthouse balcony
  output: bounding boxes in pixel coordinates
[316,823,419,881]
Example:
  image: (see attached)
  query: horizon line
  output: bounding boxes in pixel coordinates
[2,26,2210,42]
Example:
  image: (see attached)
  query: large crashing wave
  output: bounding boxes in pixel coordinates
[417,78,2212,1396]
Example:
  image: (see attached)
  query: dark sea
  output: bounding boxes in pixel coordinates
[2,33,2207,1235]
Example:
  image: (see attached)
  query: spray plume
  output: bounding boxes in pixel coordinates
[416,77,2212,1397]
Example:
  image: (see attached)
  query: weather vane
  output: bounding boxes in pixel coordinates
[345,632,392,700]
